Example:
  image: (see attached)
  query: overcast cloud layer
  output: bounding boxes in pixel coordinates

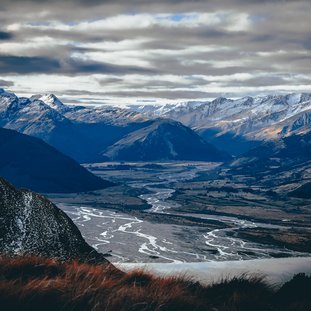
[0,0,310,105]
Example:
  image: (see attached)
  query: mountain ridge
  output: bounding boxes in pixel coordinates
[225,130,311,194]
[0,89,230,163]
[130,93,311,155]
[2,89,310,159]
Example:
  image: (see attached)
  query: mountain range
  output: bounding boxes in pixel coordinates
[131,93,311,155]
[129,93,311,195]
[1,89,310,166]
[0,89,230,163]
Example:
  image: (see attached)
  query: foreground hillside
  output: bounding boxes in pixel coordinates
[0,177,109,264]
[0,256,310,311]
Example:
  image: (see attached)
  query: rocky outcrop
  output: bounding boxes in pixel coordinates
[0,177,110,264]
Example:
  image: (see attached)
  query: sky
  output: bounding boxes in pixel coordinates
[0,0,310,106]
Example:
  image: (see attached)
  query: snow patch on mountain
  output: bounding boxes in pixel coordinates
[36,94,67,112]
[14,192,33,254]
[0,88,18,113]
[131,93,311,139]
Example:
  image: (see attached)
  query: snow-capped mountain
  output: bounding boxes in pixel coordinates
[132,94,311,130]
[0,90,148,162]
[0,89,230,162]
[131,93,311,155]
[0,177,110,263]
[127,101,204,117]
[2,97,69,137]
[0,88,18,114]
[0,90,144,131]
[0,93,91,161]
[31,93,69,113]
[64,105,145,125]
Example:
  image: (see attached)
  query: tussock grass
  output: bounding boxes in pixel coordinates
[0,256,310,311]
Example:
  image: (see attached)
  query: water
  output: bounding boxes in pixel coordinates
[57,163,308,263]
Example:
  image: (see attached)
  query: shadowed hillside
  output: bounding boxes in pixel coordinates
[104,119,231,162]
[0,256,310,311]
[0,127,113,193]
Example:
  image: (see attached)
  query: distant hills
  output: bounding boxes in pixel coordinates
[0,89,229,163]
[224,130,311,196]
[0,127,112,193]
[0,177,110,263]
[1,88,310,163]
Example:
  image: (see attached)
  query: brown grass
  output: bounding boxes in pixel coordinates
[0,256,310,311]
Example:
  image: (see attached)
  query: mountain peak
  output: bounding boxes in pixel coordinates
[212,96,231,104]
[0,88,16,97]
[103,118,231,162]
[38,93,66,110]
[30,93,66,112]
[0,88,18,113]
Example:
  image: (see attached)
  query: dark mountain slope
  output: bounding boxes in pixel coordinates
[228,131,311,179]
[289,182,311,198]
[0,95,97,163]
[0,177,110,264]
[0,127,113,193]
[104,119,231,162]
[198,128,262,156]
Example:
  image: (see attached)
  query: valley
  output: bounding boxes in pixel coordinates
[2,88,311,263]
[50,161,311,263]
[1,1,311,308]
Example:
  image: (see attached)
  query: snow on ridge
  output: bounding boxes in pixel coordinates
[14,192,33,254]
[37,94,65,111]
[1,89,310,135]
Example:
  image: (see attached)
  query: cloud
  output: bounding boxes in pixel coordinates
[65,58,155,75]
[0,54,155,75]
[0,55,61,74]
[16,12,252,32]
[0,0,310,103]
[0,31,13,40]
[0,79,14,87]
